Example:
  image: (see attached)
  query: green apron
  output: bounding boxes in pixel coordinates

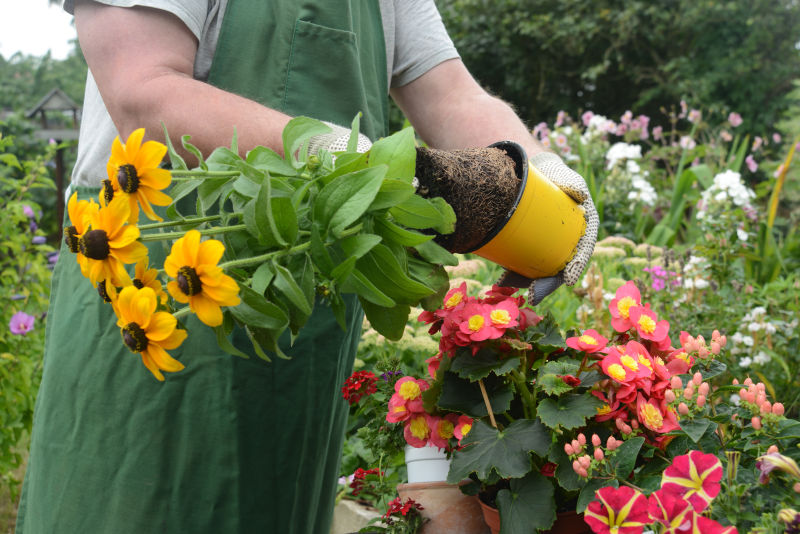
[16,2,388,533]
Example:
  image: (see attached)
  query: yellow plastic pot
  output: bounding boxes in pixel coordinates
[471,142,586,279]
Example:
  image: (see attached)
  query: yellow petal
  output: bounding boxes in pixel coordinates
[140,352,165,381]
[139,168,172,193]
[146,344,185,373]
[109,136,126,168]
[108,258,133,287]
[108,224,141,249]
[190,293,223,327]
[166,281,189,303]
[182,230,201,267]
[111,241,148,265]
[131,287,156,328]
[116,286,138,325]
[134,140,167,171]
[146,311,178,341]
[197,239,225,268]
[124,128,146,163]
[135,190,163,222]
[159,327,188,350]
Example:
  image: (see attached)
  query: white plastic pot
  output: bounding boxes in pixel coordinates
[405,444,451,483]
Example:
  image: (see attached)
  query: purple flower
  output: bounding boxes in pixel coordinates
[10,294,25,301]
[9,312,35,335]
[22,205,35,219]
[29,220,38,232]
[48,252,60,264]
[32,236,46,245]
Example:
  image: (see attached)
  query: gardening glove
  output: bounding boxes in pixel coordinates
[307,121,372,155]
[497,151,598,305]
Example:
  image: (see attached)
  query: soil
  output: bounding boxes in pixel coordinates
[414,146,520,252]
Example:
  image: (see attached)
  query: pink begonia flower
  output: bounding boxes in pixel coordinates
[453,415,473,444]
[582,111,595,127]
[653,126,663,141]
[688,109,702,124]
[584,486,650,534]
[745,155,758,173]
[609,281,642,333]
[637,394,680,434]
[403,414,431,448]
[566,329,609,353]
[487,298,520,332]
[386,376,429,422]
[628,305,670,345]
[601,347,640,385]
[660,451,723,512]
[458,302,495,342]
[728,112,743,127]
[9,311,35,336]
[427,414,458,450]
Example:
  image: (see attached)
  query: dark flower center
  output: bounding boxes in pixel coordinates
[102,179,115,204]
[97,281,111,303]
[117,164,140,193]
[64,225,80,253]
[122,322,148,353]
[177,266,202,296]
[78,229,110,260]
[133,278,145,289]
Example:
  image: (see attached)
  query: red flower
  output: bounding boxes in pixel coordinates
[637,394,680,434]
[566,329,609,353]
[541,462,557,477]
[628,305,670,345]
[384,497,424,520]
[558,374,582,387]
[349,467,383,496]
[648,489,693,532]
[341,370,378,405]
[454,415,473,445]
[660,451,723,512]
[584,486,650,534]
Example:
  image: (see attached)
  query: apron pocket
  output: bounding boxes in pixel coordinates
[283,19,370,128]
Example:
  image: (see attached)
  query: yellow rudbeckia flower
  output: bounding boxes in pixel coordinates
[164,229,241,327]
[64,192,99,253]
[116,286,187,381]
[105,128,172,223]
[76,196,148,287]
[133,258,168,305]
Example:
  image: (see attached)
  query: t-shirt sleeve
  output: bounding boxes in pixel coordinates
[391,0,460,87]
[63,0,207,41]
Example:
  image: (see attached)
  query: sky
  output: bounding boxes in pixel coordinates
[0,0,77,60]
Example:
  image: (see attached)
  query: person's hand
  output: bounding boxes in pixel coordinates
[307,121,372,155]
[498,151,598,305]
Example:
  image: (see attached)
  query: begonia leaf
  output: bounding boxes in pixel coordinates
[449,347,520,381]
[496,472,556,534]
[609,437,644,480]
[537,393,602,430]
[437,371,513,418]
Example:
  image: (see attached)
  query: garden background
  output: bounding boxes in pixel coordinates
[2,0,800,532]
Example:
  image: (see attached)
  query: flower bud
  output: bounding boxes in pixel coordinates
[577,433,587,445]
[665,390,676,403]
[768,445,779,454]
[756,393,767,406]
[756,382,766,393]
[739,387,748,398]
[712,329,721,341]
[671,376,684,389]
[698,347,709,358]
[678,402,690,415]
[744,391,756,404]
[571,439,581,453]
[744,377,753,386]
[752,416,762,430]
[594,448,605,461]
[621,424,633,435]
[606,436,617,450]
[761,401,772,415]
[579,455,592,469]
[631,419,639,429]
[794,482,800,493]
[683,385,695,400]
[592,434,601,447]
[732,378,739,385]
[697,395,706,407]
[615,418,625,431]
[698,382,710,396]
[578,467,589,478]
[564,443,574,456]
[572,460,582,474]
[711,341,721,355]
[693,372,703,386]
[720,335,727,347]
[773,403,785,416]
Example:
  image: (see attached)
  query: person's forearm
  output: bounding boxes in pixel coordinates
[106,72,292,159]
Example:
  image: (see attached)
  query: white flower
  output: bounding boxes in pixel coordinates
[750,306,767,317]
[730,394,741,406]
[694,278,710,289]
[739,356,753,367]
[731,332,744,345]
[737,228,748,241]
[742,335,754,347]
[605,142,642,169]
[764,323,777,335]
[753,351,771,365]
[748,322,762,332]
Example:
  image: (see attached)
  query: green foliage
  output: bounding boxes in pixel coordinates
[439,0,800,136]
[0,131,56,497]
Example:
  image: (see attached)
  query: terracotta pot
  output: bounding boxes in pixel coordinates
[397,481,490,534]
[479,501,590,534]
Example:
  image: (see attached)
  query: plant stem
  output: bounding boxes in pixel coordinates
[510,369,535,419]
[219,241,311,270]
[172,306,192,320]
[478,379,498,429]
[169,170,240,178]
[138,224,248,242]
[138,214,228,230]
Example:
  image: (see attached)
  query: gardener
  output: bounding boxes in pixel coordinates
[16,1,597,533]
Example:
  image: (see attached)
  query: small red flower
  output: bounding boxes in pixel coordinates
[558,374,582,387]
[341,370,378,405]
[541,462,557,477]
[349,467,383,496]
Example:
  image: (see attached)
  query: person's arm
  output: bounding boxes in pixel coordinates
[390,58,546,157]
[74,0,292,157]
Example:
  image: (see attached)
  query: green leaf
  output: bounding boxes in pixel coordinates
[577,479,617,514]
[373,216,433,247]
[331,256,357,284]
[246,145,297,176]
[282,116,331,161]
[360,299,410,341]
[539,359,581,376]
[0,153,22,170]
[437,371,514,419]
[537,394,602,430]
[314,166,387,236]
[230,283,289,331]
[550,442,581,491]
[339,233,382,259]
[213,323,250,359]
[310,224,335,276]
[271,263,313,317]
[609,437,644,480]
[340,267,395,307]
[251,262,275,295]
[368,127,417,182]
[162,122,188,170]
[198,177,232,213]
[527,314,564,349]
[414,239,459,266]
[271,196,299,245]
[447,419,550,483]
[449,348,520,381]
[251,174,287,247]
[408,258,450,311]
[181,135,206,170]
[496,472,556,534]
[696,359,727,381]
[679,419,712,443]
[389,194,456,234]
[354,244,434,305]
[369,179,416,211]
[538,375,574,396]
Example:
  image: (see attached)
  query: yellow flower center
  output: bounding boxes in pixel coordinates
[676,352,690,363]
[638,355,653,370]
[468,314,485,332]
[398,380,422,401]
[617,296,636,318]
[490,309,511,326]
[460,423,472,436]
[620,355,639,371]
[579,335,598,345]
[438,420,455,439]
[177,266,203,296]
[391,405,407,414]
[597,404,612,415]
[122,322,148,353]
[445,292,463,308]
[640,403,664,430]
[637,314,656,334]
[608,363,627,381]
[409,416,430,440]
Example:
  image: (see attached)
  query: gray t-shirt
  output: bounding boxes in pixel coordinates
[64,0,460,187]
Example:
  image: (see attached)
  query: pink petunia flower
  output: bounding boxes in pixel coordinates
[660,451,723,512]
[584,486,650,534]
[647,489,694,532]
